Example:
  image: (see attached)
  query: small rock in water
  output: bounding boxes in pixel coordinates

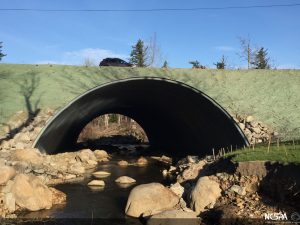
[136,157,148,166]
[162,169,168,176]
[118,160,129,166]
[92,171,111,178]
[115,176,136,184]
[94,150,109,160]
[88,180,105,186]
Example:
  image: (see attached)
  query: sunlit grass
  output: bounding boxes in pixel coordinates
[225,141,300,164]
[1,64,300,139]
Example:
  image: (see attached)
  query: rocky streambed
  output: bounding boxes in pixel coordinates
[1,146,299,225]
[0,109,299,224]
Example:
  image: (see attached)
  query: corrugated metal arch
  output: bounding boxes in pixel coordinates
[33,77,248,156]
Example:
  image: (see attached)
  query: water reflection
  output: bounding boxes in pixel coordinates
[19,157,171,219]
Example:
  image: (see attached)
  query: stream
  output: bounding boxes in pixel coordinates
[17,157,172,224]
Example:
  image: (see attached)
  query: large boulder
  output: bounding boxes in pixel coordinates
[0,166,16,185]
[125,183,179,217]
[190,176,221,214]
[76,149,97,163]
[147,210,200,225]
[13,148,43,165]
[11,174,53,211]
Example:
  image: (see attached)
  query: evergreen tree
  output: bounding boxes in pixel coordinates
[189,60,206,69]
[130,39,148,67]
[214,55,226,69]
[0,42,6,61]
[252,47,270,69]
[162,60,168,68]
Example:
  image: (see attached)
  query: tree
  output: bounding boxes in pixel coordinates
[237,36,255,69]
[83,58,95,67]
[214,55,226,69]
[0,42,6,61]
[130,39,148,67]
[251,47,270,69]
[147,32,163,67]
[162,60,168,68]
[189,60,206,69]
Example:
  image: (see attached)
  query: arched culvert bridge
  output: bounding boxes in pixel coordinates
[33,77,249,156]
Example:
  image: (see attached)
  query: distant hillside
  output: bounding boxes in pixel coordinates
[0,64,300,139]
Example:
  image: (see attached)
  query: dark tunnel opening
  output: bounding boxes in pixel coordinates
[33,77,249,157]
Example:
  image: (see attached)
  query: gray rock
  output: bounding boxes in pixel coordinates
[125,183,180,218]
[0,166,16,185]
[229,185,246,196]
[69,163,85,175]
[4,193,16,212]
[11,174,53,211]
[115,176,136,184]
[169,182,184,198]
[190,176,221,214]
[13,161,31,173]
[92,171,111,178]
[88,180,105,186]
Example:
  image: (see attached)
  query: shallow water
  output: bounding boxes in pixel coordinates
[20,157,171,221]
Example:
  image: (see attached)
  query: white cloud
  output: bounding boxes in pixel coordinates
[214,46,236,52]
[36,48,128,65]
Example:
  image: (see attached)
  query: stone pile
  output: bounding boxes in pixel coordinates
[123,155,298,223]
[0,147,110,218]
[0,109,55,150]
[234,114,276,145]
[0,173,66,218]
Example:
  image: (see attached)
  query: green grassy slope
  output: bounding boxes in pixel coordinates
[1,64,300,139]
[225,141,300,164]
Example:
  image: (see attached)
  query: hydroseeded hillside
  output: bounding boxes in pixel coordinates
[0,64,300,139]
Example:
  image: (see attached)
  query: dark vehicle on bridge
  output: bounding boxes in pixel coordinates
[99,58,133,67]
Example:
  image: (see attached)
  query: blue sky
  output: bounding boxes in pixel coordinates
[0,0,300,68]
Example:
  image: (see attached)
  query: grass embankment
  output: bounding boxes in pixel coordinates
[225,141,300,164]
[0,64,300,140]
